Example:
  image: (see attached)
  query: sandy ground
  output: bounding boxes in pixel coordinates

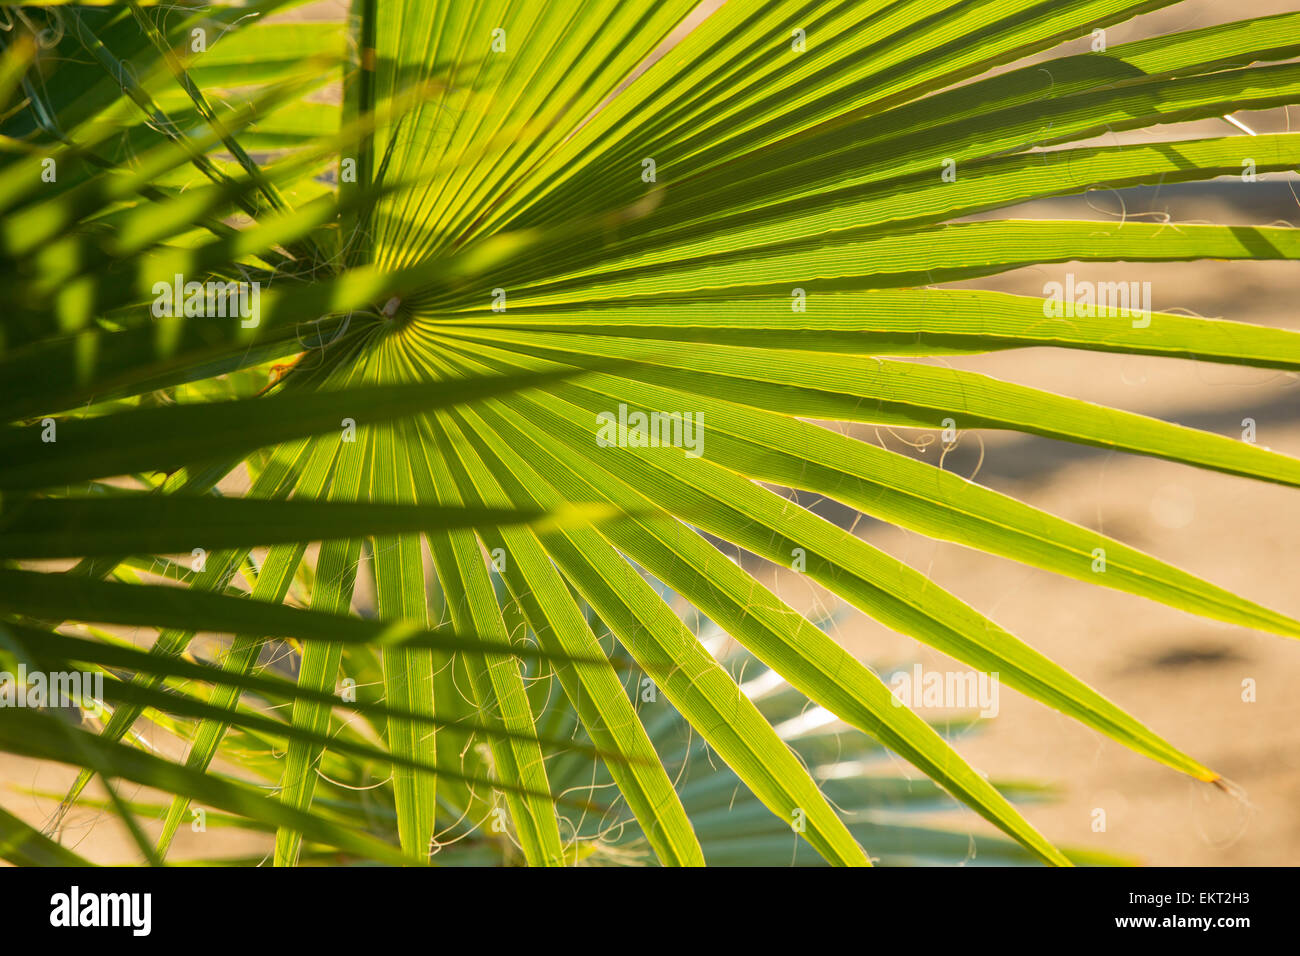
[3,0,1298,866]
[763,331,1300,866]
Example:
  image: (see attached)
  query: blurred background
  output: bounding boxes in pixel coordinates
[761,0,1300,866]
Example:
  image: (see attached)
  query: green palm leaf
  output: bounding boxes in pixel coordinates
[3,0,1298,867]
